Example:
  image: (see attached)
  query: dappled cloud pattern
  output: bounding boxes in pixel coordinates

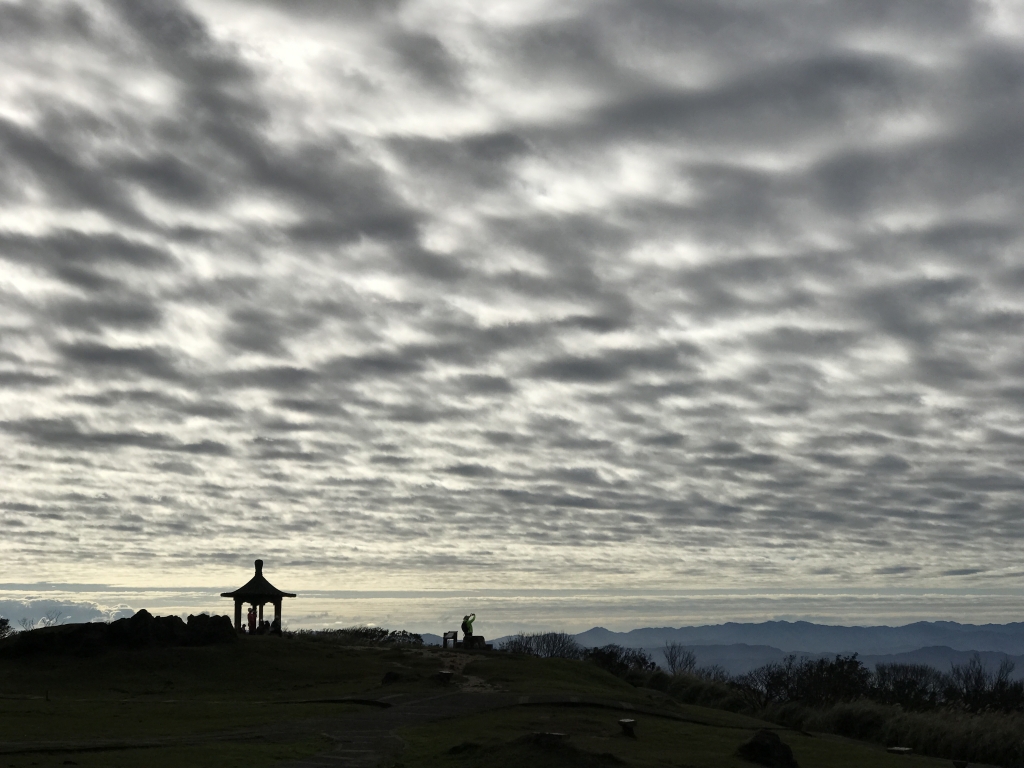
[2,0,1024,610]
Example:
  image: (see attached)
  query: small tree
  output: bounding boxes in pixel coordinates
[498,633,536,655]
[945,654,1024,713]
[532,632,583,660]
[872,663,945,711]
[585,644,657,678]
[947,653,991,712]
[0,616,13,640]
[737,654,870,709]
[498,632,583,659]
[663,641,697,675]
[694,664,730,683]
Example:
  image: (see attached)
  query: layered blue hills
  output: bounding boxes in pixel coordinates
[574,620,1024,656]
[568,621,1024,677]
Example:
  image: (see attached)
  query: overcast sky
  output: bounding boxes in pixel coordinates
[2,0,1024,630]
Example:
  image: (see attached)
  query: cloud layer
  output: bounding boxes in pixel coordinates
[2,0,1023,620]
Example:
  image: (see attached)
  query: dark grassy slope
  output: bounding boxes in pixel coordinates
[0,632,961,768]
[398,703,955,768]
[0,634,438,767]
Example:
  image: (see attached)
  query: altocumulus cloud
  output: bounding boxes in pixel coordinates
[1,0,1024,618]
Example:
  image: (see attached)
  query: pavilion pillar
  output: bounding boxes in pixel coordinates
[234,599,242,631]
[274,600,281,625]
[258,603,264,623]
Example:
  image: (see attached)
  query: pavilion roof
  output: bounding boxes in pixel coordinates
[221,559,296,600]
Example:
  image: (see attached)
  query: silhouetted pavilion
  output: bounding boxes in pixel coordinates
[221,559,296,632]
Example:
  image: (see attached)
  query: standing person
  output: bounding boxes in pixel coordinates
[461,613,476,646]
[247,606,257,634]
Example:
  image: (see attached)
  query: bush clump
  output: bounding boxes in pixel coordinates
[290,626,423,646]
[667,673,748,712]
[737,653,871,709]
[584,644,657,685]
[499,632,584,659]
[663,650,1024,766]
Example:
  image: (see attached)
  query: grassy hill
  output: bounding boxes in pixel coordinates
[0,628,966,767]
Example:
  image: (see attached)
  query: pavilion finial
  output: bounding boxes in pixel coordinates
[255,558,263,575]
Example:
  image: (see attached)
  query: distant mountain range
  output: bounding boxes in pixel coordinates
[574,622,1024,678]
[420,621,1024,678]
[574,621,1024,656]
[421,621,1024,678]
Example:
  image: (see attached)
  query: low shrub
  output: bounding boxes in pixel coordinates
[646,669,672,691]
[944,655,1024,713]
[693,663,731,683]
[497,632,583,659]
[290,626,423,646]
[584,644,657,680]
[667,673,748,712]
[800,700,1024,766]
[737,654,871,708]
[871,663,945,711]
[499,633,536,655]
[663,642,697,675]
[667,663,1024,765]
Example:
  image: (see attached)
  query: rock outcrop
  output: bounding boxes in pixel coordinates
[0,610,237,656]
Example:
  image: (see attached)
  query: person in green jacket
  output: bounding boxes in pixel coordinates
[461,613,476,644]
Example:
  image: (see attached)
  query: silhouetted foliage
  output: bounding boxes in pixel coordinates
[497,632,583,659]
[498,633,535,654]
[0,617,12,640]
[761,699,1024,767]
[871,663,945,711]
[533,631,584,659]
[290,625,423,647]
[667,652,1024,765]
[693,663,731,683]
[646,669,671,691]
[585,644,657,679]
[667,673,748,712]
[662,641,696,675]
[944,654,1023,713]
[737,654,870,708]
[16,610,65,633]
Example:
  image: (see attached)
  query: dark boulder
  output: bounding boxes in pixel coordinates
[153,614,189,645]
[108,609,188,647]
[736,729,799,768]
[185,613,236,645]
[0,611,236,657]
